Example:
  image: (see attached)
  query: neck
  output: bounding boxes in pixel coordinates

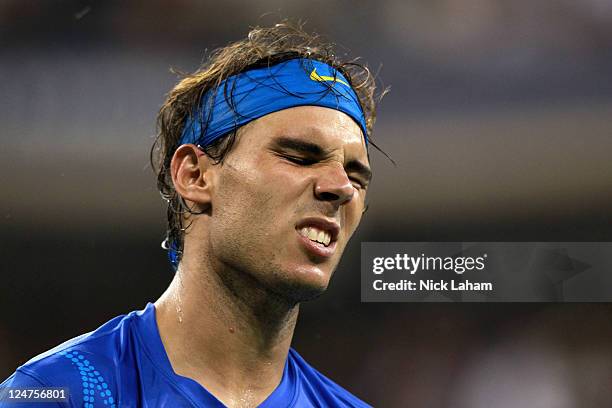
[155,248,299,408]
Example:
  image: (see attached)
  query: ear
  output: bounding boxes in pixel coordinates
[170,144,214,209]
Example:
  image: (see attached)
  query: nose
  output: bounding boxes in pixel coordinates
[314,164,355,206]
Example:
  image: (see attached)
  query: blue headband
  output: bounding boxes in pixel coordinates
[179,58,368,147]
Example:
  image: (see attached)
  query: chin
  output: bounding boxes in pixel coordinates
[269,264,333,304]
[276,281,329,304]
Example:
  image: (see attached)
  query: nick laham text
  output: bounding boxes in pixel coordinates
[373,279,493,291]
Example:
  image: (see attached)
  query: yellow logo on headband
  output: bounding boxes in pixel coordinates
[309,68,350,88]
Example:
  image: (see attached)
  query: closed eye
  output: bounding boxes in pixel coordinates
[350,177,368,190]
[281,154,317,166]
[276,150,369,189]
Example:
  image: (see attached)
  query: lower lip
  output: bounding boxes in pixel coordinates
[297,231,337,258]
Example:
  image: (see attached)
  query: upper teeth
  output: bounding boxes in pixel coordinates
[299,227,332,246]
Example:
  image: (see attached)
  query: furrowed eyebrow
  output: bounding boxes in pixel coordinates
[271,136,372,182]
[272,136,326,156]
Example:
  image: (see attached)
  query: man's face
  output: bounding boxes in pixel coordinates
[205,106,370,302]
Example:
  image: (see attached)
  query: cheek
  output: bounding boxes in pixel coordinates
[214,162,287,224]
[345,192,366,228]
[216,159,266,201]
[212,167,257,229]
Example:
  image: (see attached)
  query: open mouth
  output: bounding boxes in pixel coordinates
[295,218,340,257]
[298,227,332,247]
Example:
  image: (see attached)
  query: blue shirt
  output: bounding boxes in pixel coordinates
[1,303,370,407]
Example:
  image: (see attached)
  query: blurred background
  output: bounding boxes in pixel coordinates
[2,1,612,406]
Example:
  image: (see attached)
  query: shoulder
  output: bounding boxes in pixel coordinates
[288,348,372,408]
[1,309,142,408]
